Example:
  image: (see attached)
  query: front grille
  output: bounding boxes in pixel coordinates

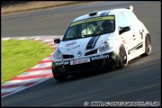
[85,49,98,56]
[63,55,74,59]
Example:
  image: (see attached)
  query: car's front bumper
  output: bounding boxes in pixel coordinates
[52,52,119,75]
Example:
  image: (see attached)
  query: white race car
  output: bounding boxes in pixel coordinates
[52,6,152,80]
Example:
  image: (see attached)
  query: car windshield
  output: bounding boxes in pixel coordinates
[63,15,115,41]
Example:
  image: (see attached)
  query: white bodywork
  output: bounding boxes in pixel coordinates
[52,6,149,66]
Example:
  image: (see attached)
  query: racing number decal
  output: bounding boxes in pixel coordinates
[139,29,143,39]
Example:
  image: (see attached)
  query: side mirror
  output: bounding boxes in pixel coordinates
[119,26,130,35]
[54,38,61,44]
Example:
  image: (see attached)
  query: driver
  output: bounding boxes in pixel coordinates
[101,20,114,33]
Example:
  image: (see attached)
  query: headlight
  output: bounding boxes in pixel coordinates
[98,40,113,52]
[53,48,63,60]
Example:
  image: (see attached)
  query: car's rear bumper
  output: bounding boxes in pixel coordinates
[52,52,119,75]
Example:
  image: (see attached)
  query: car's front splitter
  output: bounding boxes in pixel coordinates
[52,52,119,75]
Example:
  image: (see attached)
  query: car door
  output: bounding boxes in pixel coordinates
[123,11,143,53]
[117,12,134,54]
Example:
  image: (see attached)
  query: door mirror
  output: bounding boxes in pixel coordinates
[119,26,130,35]
[54,38,61,44]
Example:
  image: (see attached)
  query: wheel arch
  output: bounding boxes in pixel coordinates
[146,33,151,44]
[117,44,128,68]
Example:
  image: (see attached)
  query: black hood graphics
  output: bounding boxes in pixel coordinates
[86,36,100,50]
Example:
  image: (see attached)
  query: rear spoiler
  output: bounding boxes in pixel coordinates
[127,5,133,11]
[107,5,134,11]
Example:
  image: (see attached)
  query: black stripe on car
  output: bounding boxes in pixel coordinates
[100,11,110,16]
[86,36,100,50]
[128,42,143,54]
[100,12,107,16]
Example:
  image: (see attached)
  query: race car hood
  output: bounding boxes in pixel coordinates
[58,33,113,58]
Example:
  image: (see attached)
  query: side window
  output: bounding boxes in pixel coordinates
[123,11,136,26]
[117,12,129,31]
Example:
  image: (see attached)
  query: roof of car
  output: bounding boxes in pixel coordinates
[72,6,133,22]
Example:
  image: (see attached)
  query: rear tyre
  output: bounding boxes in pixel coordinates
[52,65,67,81]
[141,35,152,57]
[118,45,128,68]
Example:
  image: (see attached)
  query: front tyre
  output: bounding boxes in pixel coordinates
[52,65,67,81]
[118,45,128,68]
[141,34,152,57]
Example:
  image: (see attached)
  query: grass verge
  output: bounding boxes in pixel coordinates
[1,39,54,84]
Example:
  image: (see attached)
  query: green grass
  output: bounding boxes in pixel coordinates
[1,39,54,84]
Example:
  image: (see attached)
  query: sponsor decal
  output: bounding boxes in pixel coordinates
[66,41,76,47]
[121,37,126,44]
[55,61,69,66]
[70,16,115,27]
[91,55,109,60]
[72,45,80,49]
[67,45,80,51]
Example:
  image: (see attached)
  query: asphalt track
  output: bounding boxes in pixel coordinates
[1,1,161,107]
